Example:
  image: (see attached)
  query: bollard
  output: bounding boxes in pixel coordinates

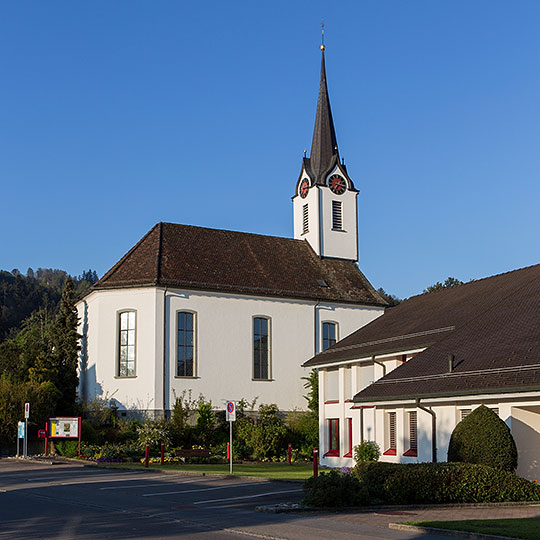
[160,441,165,465]
[313,448,318,478]
[287,443,292,465]
[227,442,230,460]
[145,442,149,468]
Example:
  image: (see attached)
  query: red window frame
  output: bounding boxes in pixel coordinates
[325,418,340,457]
[403,411,418,457]
[344,418,353,457]
[383,412,397,456]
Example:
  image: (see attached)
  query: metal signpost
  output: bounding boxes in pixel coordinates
[226,401,236,474]
[24,402,30,458]
[17,422,25,457]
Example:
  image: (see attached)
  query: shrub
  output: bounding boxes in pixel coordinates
[354,440,380,463]
[286,410,318,457]
[136,419,171,452]
[195,399,215,446]
[353,462,540,505]
[303,469,369,507]
[54,440,79,457]
[81,419,98,444]
[248,404,288,460]
[448,405,518,472]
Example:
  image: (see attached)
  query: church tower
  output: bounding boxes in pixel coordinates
[293,45,358,261]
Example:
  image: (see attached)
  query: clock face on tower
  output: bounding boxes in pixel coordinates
[328,174,346,195]
[299,178,310,198]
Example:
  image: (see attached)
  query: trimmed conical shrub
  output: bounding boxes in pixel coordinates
[447,405,517,472]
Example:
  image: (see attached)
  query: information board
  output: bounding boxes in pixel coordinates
[50,417,79,438]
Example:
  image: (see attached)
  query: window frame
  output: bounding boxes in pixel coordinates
[344,417,353,458]
[383,411,397,456]
[403,410,418,457]
[322,320,338,351]
[332,200,343,231]
[117,310,137,378]
[325,418,340,457]
[176,310,197,378]
[252,315,272,381]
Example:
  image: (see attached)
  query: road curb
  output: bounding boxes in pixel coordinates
[389,522,522,540]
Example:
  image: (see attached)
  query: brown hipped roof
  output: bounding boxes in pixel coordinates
[93,222,386,306]
[303,263,540,401]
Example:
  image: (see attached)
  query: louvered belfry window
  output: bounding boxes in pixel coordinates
[332,201,343,230]
[302,204,309,234]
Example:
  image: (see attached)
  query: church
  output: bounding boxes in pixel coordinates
[76,45,387,417]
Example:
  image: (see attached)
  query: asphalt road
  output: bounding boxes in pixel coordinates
[0,460,451,540]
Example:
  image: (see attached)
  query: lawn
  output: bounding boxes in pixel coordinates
[406,518,540,540]
[101,462,314,480]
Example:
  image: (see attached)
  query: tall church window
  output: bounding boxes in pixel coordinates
[118,311,136,377]
[177,312,195,377]
[302,204,309,234]
[322,321,337,351]
[332,200,343,230]
[253,317,271,380]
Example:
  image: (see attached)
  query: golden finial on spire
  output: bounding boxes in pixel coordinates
[321,22,325,51]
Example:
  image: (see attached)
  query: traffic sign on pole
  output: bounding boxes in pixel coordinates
[226,401,236,422]
[24,403,30,419]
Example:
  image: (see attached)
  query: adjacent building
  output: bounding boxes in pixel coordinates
[304,263,540,480]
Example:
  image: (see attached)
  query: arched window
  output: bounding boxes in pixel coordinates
[177,312,196,377]
[118,311,136,377]
[253,316,271,380]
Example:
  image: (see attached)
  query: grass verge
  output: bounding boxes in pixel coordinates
[405,518,540,540]
[99,462,313,480]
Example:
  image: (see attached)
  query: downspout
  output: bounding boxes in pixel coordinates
[372,355,386,377]
[416,398,437,463]
[360,407,364,442]
[314,299,321,355]
[163,287,168,419]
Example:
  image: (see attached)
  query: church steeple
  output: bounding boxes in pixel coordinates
[293,41,359,262]
[309,46,339,184]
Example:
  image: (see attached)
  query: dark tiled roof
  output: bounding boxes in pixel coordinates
[303,263,540,400]
[93,222,386,306]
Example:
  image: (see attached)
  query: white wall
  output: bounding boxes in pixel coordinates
[78,287,383,416]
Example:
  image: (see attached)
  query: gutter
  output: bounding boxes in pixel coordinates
[416,398,437,463]
[372,355,386,376]
[163,287,168,419]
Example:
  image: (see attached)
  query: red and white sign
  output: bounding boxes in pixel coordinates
[24,403,30,419]
[226,401,236,422]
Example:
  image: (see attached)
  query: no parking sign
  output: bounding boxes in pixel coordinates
[226,401,236,422]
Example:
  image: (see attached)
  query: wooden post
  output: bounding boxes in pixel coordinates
[160,441,165,465]
[313,448,319,478]
[145,442,149,468]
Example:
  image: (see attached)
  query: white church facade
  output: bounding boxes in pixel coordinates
[77,46,387,417]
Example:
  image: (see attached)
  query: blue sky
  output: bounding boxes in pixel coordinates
[1,1,539,299]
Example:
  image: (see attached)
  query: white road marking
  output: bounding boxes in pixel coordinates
[26,472,146,482]
[59,475,172,486]
[142,481,268,497]
[193,488,303,505]
[100,477,214,490]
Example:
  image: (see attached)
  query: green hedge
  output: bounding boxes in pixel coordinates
[302,462,540,508]
[354,462,540,505]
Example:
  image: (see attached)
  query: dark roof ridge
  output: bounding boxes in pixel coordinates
[159,221,310,245]
[362,362,540,387]
[96,223,161,286]
[316,326,455,358]
[406,262,540,302]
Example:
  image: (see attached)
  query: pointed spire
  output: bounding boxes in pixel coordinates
[309,45,339,183]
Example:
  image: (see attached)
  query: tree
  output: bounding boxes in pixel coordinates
[423,276,463,294]
[376,288,402,306]
[302,369,319,413]
[49,277,80,414]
